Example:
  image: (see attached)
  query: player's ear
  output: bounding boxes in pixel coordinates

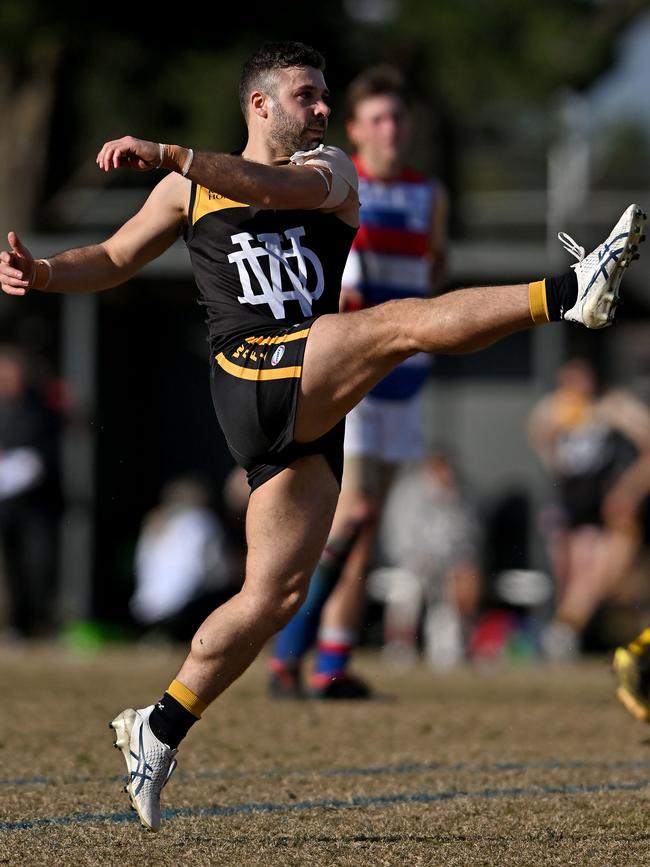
[250,91,268,119]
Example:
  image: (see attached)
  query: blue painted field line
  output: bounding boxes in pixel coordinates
[0,780,645,832]
[3,758,650,789]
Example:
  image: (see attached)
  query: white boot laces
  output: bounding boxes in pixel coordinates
[557,232,586,263]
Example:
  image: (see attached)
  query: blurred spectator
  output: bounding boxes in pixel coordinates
[374,447,482,668]
[468,489,553,665]
[0,346,62,640]
[527,358,650,657]
[130,476,239,642]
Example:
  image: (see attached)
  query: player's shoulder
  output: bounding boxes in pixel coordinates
[403,169,448,216]
[151,170,191,199]
[148,171,192,215]
[401,166,446,198]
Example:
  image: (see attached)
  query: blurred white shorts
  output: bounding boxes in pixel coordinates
[344,393,425,464]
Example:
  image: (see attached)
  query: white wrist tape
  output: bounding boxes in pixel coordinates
[156,142,164,169]
[29,259,52,290]
[181,148,194,177]
[41,258,53,288]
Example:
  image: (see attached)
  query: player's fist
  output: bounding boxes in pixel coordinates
[0,232,34,296]
[96,136,162,172]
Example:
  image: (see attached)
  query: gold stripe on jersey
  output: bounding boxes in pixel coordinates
[245,329,310,346]
[216,352,302,381]
[191,184,249,226]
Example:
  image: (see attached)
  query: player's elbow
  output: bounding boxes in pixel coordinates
[100,241,139,285]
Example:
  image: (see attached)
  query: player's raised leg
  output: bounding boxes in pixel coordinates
[296,204,646,443]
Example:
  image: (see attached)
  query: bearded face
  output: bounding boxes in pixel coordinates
[268,98,326,154]
[260,66,329,155]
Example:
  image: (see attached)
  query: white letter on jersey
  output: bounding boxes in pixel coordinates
[228,227,324,319]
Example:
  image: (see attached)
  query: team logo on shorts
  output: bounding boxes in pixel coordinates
[271,345,286,366]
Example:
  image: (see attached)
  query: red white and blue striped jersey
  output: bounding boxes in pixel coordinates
[342,155,437,401]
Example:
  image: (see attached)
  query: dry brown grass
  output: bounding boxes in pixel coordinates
[1,643,649,865]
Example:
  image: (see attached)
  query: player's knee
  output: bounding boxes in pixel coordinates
[378,298,426,354]
[269,582,309,631]
[338,489,378,528]
[240,575,309,634]
[352,494,377,526]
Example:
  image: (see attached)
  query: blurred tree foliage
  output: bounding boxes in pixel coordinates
[0,0,647,231]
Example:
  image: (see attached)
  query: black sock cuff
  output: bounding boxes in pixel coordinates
[546,270,578,322]
[148,692,199,749]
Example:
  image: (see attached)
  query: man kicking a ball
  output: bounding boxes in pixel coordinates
[0,41,645,831]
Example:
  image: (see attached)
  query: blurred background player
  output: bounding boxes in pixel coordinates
[373,446,482,668]
[0,346,62,642]
[270,64,448,698]
[527,358,650,658]
[129,476,240,644]
[606,443,650,721]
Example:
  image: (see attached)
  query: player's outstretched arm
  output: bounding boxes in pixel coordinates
[97,136,358,217]
[0,172,187,297]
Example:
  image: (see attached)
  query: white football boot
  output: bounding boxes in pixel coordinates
[110,705,178,831]
[560,203,646,328]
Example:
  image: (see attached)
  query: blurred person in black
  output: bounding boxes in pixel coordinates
[0,346,61,640]
[528,358,650,658]
[610,450,650,722]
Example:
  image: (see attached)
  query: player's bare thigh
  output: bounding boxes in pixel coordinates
[295,283,531,443]
[295,303,412,443]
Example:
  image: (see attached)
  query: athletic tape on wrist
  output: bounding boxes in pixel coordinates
[181,148,194,177]
[29,259,52,290]
[156,142,164,170]
[41,258,52,289]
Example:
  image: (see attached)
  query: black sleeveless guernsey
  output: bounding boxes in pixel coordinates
[184,183,358,355]
[183,182,358,490]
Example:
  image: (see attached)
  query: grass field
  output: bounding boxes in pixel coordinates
[2,643,650,866]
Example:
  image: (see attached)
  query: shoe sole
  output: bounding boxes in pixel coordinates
[109,709,157,831]
[582,205,647,328]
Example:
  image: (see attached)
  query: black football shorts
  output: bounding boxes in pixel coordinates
[210,320,345,491]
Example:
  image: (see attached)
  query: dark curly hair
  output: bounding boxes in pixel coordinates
[239,41,326,119]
